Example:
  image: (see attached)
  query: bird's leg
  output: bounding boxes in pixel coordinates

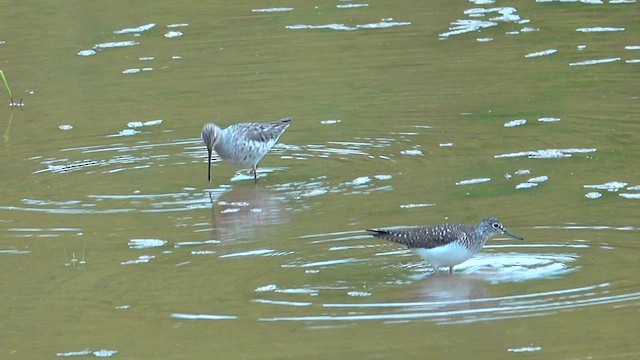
[449,266,453,274]
[252,164,258,183]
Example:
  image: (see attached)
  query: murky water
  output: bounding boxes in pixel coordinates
[1,0,639,358]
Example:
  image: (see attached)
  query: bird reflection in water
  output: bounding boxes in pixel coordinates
[404,271,489,309]
[207,184,289,241]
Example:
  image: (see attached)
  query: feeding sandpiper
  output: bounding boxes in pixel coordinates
[367,217,524,273]
[202,117,291,183]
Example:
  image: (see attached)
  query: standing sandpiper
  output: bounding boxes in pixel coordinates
[367,217,524,273]
[202,117,291,183]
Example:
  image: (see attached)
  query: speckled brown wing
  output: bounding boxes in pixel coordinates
[367,224,474,249]
[244,118,291,143]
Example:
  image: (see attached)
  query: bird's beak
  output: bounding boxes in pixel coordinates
[202,124,215,183]
[206,147,212,183]
[504,228,525,241]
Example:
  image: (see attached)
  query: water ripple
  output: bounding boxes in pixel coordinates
[286,20,411,31]
[247,225,640,325]
[171,313,237,320]
[252,7,294,13]
[257,282,640,324]
[440,7,530,39]
[494,148,596,159]
[569,57,621,66]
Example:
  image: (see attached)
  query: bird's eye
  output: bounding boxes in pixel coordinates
[492,222,500,229]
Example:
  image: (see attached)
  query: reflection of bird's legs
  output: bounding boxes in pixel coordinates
[449,266,453,274]
[209,195,222,239]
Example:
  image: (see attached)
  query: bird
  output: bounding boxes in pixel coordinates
[201,117,291,183]
[367,217,524,273]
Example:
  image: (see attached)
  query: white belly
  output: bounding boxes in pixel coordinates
[411,242,475,269]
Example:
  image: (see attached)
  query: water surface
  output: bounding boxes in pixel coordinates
[1,0,639,358]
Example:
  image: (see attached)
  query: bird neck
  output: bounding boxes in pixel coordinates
[472,226,493,247]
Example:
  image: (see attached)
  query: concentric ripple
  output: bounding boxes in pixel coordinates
[248,227,639,325]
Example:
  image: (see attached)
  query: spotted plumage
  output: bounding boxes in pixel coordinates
[202,118,291,183]
[367,217,524,273]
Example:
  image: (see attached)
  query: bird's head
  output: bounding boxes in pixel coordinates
[480,217,524,241]
[202,123,222,182]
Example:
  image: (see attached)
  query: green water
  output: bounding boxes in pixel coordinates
[1,1,639,358]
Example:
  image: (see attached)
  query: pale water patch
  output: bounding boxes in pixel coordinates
[534,224,640,231]
[495,148,596,159]
[455,251,577,282]
[456,178,491,186]
[286,20,411,31]
[219,249,276,258]
[190,250,215,255]
[171,313,237,320]
[7,227,83,238]
[127,119,163,128]
[400,203,436,209]
[320,119,341,125]
[121,255,156,265]
[252,7,294,13]
[508,346,542,353]
[77,49,96,56]
[583,181,627,192]
[109,128,141,136]
[400,149,423,156]
[229,167,287,182]
[94,41,139,49]
[504,119,527,127]
[0,249,30,254]
[516,175,548,190]
[619,193,640,199]
[274,172,393,201]
[528,176,549,183]
[515,182,537,189]
[525,49,557,58]
[538,117,561,122]
[122,68,153,74]
[164,31,183,38]
[439,6,529,39]
[349,176,371,186]
[255,284,320,296]
[253,299,313,307]
[56,349,118,357]
[336,3,369,8]
[128,238,167,249]
[585,192,603,199]
[576,27,625,32]
[569,57,621,66]
[283,258,366,269]
[114,23,156,34]
[78,40,139,56]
